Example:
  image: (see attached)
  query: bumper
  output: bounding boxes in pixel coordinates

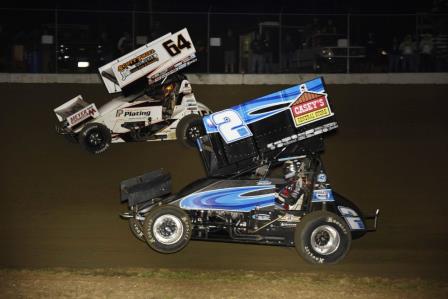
[55,123,78,143]
[120,210,146,221]
[55,122,72,135]
[364,209,380,232]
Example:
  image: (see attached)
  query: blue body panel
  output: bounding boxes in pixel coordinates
[179,185,276,212]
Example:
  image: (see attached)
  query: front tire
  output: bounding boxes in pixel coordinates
[176,114,204,148]
[295,211,351,264]
[143,206,192,254]
[129,218,145,242]
[78,123,111,154]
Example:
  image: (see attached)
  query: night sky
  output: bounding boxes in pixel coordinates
[1,0,438,13]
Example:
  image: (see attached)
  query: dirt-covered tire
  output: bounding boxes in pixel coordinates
[143,205,192,254]
[129,218,145,242]
[295,211,351,264]
[176,114,204,148]
[78,123,111,154]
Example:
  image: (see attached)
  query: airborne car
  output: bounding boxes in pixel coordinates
[54,29,211,154]
[119,77,379,264]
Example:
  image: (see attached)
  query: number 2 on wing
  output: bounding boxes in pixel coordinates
[211,110,252,143]
[163,34,192,57]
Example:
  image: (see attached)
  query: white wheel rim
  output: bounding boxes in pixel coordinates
[310,225,340,255]
[153,214,184,245]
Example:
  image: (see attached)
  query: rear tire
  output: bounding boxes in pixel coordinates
[78,123,111,154]
[295,211,351,264]
[143,206,192,254]
[176,114,204,148]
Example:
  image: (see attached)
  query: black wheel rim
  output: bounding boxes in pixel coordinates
[87,130,105,149]
[186,125,203,141]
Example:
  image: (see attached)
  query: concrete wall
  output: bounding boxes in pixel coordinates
[0,72,447,85]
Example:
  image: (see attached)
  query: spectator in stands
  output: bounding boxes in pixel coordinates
[40,28,53,73]
[26,29,42,73]
[434,32,448,71]
[12,31,26,72]
[0,25,7,71]
[311,17,321,35]
[150,21,162,41]
[250,33,264,73]
[365,32,377,72]
[432,0,448,12]
[97,32,114,65]
[304,17,321,48]
[190,39,207,73]
[322,19,337,34]
[117,32,132,55]
[223,29,237,73]
[262,32,274,73]
[388,37,401,72]
[399,34,417,72]
[419,34,434,72]
[281,33,295,72]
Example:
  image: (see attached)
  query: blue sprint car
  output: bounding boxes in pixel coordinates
[120,77,379,264]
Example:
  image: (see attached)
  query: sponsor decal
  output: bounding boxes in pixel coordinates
[289,84,332,127]
[317,173,327,183]
[252,214,271,221]
[338,206,365,230]
[148,55,197,85]
[311,188,335,202]
[117,49,159,81]
[68,104,98,126]
[304,245,325,263]
[266,122,338,150]
[257,180,272,185]
[116,109,151,118]
[279,222,297,227]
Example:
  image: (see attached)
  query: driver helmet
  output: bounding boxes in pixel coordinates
[147,74,184,101]
[283,160,297,180]
[162,82,176,98]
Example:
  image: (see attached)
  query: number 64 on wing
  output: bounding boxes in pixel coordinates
[99,28,197,94]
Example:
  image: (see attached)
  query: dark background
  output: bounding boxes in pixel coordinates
[1,0,447,74]
[0,0,437,13]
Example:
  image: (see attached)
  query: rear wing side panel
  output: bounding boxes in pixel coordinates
[53,95,99,127]
[98,28,196,94]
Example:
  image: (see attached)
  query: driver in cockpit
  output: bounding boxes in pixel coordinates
[277,160,304,208]
[146,74,185,117]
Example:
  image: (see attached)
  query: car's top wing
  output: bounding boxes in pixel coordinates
[199,77,338,176]
[99,28,196,94]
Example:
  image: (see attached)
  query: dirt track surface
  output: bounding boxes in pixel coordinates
[1,269,446,299]
[0,83,447,282]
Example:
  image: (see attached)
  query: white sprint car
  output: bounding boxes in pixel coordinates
[54,28,211,154]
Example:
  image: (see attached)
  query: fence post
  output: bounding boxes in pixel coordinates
[206,8,211,73]
[279,11,282,74]
[55,8,58,74]
[346,13,350,74]
[132,10,136,50]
